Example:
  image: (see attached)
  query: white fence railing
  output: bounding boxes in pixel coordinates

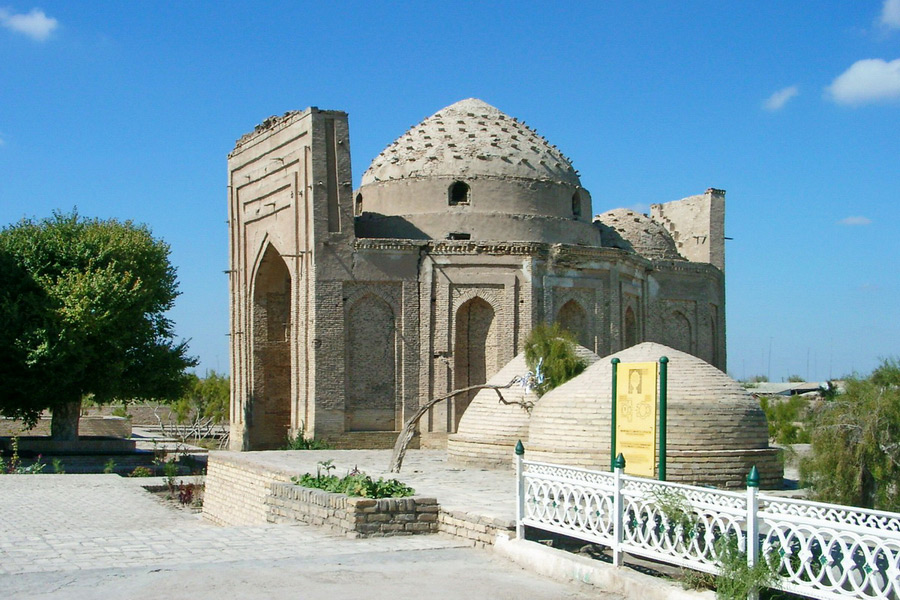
[515,450,900,600]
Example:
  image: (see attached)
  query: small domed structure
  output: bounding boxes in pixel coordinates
[355,98,601,245]
[527,342,783,488]
[448,344,601,468]
[594,209,683,260]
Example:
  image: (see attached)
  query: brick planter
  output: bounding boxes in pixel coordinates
[265,482,439,537]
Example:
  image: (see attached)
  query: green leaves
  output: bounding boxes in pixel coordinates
[801,358,900,510]
[523,322,587,397]
[0,210,196,429]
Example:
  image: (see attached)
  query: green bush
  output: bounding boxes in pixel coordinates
[524,322,587,397]
[714,536,779,600]
[292,460,414,498]
[759,395,810,444]
[284,423,331,450]
[801,358,900,510]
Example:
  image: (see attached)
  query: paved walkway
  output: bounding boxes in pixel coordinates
[0,457,620,599]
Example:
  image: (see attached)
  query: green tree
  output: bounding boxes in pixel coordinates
[801,358,900,510]
[0,211,195,439]
[524,322,587,397]
[172,371,229,425]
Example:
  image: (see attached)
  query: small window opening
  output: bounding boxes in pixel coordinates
[449,181,470,205]
[447,232,471,240]
[572,191,582,217]
[355,193,363,216]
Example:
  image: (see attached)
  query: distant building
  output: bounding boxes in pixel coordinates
[227,99,727,450]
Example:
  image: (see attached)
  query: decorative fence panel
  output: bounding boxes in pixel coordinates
[516,450,900,600]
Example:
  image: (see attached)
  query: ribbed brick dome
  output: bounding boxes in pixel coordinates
[448,344,600,468]
[594,209,683,260]
[526,342,783,489]
[362,98,581,186]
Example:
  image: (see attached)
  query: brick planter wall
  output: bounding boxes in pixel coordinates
[265,483,439,537]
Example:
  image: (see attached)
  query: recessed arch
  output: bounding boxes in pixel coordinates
[624,306,638,348]
[556,299,589,348]
[355,193,363,216]
[453,296,496,431]
[346,294,396,431]
[665,310,693,354]
[249,243,292,449]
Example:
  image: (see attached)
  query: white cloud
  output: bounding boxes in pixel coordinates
[763,86,799,111]
[839,216,872,226]
[881,0,900,29]
[826,58,900,105]
[0,7,58,42]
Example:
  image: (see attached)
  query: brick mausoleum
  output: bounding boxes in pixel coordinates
[227,99,727,451]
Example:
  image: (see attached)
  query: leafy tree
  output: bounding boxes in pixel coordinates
[0,211,195,439]
[801,358,900,510]
[172,371,229,425]
[524,322,587,397]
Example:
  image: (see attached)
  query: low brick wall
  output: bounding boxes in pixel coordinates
[266,483,439,537]
[203,454,292,526]
[438,509,515,548]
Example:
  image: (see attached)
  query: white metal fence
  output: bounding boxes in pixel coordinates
[515,451,900,600]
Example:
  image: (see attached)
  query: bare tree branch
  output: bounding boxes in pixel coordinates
[389,377,529,473]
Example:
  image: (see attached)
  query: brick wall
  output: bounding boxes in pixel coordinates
[266,484,438,537]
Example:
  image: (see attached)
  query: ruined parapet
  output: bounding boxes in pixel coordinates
[651,188,725,272]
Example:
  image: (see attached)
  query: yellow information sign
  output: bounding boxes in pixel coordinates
[615,362,658,477]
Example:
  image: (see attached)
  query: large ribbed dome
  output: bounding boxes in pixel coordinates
[361,99,581,187]
[594,209,683,260]
[355,99,600,245]
[526,342,783,489]
[447,344,601,468]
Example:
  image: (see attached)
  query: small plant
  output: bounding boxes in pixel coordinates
[681,568,717,591]
[103,458,117,474]
[111,403,132,419]
[713,535,779,600]
[52,458,66,474]
[284,423,332,450]
[1,437,45,474]
[178,482,195,505]
[292,460,415,498]
[129,466,153,477]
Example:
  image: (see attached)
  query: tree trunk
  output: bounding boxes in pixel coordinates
[50,399,82,441]
[859,464,876,509]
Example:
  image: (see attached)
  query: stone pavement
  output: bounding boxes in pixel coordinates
[0,467,620,599]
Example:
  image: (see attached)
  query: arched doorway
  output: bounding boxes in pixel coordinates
[453,297,496,431]
[346,294,396,431]
[556,299,589,348]
[624,306,638,348]
[249,245,292,449]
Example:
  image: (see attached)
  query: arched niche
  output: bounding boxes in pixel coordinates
[556,299,589,348]
[453,297,497,431]
[346,294,397,431]
[665,310,693,355]
[249,244,292,449]
[624,306,639,349]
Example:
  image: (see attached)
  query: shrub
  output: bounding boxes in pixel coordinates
[284,423,331,450]
[128,466,153,477]
[524,322,587,397]
[292,460,415,498]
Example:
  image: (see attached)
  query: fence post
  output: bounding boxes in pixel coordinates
[613,452,625,567]
[515,439,525,540]
[746,465,760,600]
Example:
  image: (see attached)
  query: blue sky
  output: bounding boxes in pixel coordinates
[1,2,898,382]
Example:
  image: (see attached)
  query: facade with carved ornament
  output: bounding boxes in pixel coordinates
[228,99,727,450]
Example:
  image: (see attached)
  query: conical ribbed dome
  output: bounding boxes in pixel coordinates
[361,99,581,186]
[448,344,601,468]
[526,342,783,489]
